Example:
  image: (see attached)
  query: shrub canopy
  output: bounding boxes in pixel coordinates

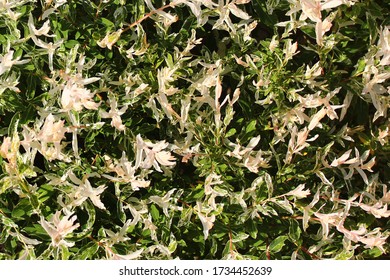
[0,0,389,259]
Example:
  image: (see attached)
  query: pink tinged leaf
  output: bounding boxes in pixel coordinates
[81,77,100,85]
[230,88,240,105]
[198,212,215,240]
[296,128,309,147]
[61,83,72,110]
[286,184,310,198]
[183,1,201,18]
[314,212,339,239]
[321,0,344,10]
[236,0,251,4]
[322,17,333,35]
[308,107,327,130]
[83,100,100,110]
[361,156,376,172]
[155,151,176,166]
[28,14,51,36]
[111,249,144,260]
[310,193,323,214]
[330,149,352,167]
[40,211,79,247]
[301,0,322,22]
[84,181,107,210]
[360,203,390,218]
[111,115,125,131]
[316,170,333,185]
[246,135,261,150]
[39,216,58,241]
[68,171,83,185]
[359,235,388,253]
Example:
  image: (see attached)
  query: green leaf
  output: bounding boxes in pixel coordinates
[210,238,218,256]
[269,235,288,253]
[252,0,279,27]
[11,198,33,219]
[37,184,54,204]
[99,17,115,28]
[8,113,20,136]
[168,240,177,253]
[335,250,354,260]
[273,198,293,214]
[288,219,301,244]
[366,12,379,43]
[0,213,18,228]
[0,226,11,243]
[165,53,174,69]
[64,40,80,49]
[178,207,193,227]
[23,64,35,71]
[117,201,126,224]
[150,204,160,221]
[232,232,249,243]
[188,186,205,201]
[245,120,257,134]
[114,6,127,26]
[352,58,366,76]
[71,201,96,241]
[60,244,71,260]
[222,241,236,257]
[264,173,273,198]
[78,242,100,260]
[24,224,49,240]
[225,128,236,138]
[136,123,156,134]
[363,247,383,259]
[246,219,258,239]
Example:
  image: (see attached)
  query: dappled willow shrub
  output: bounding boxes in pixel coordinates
[0,0,389,259]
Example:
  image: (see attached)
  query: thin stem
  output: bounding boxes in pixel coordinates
[300,245,320,260]
[122,3,176,34]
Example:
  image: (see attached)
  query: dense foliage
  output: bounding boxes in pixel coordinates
[0,0,389,260]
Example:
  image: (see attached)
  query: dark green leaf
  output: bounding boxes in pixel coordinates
[269,235,288,253]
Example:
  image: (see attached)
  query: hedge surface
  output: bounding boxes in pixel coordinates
[0,0,389,259]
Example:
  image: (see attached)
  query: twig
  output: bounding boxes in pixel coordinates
[300,245,320,260]
[122,3,176,34]
[265,237,271,260]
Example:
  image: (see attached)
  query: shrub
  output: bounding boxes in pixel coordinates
[0,0,389,260]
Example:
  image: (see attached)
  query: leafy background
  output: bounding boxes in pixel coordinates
[0,0,389,259]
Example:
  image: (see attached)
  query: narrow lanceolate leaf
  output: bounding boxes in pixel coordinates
[245,120,257,134]
[286,184,310,199]
[273,198,293,214]
[71,201,96,241]
[264,173,274,198]
[269,236,288,253]
[232,232,249,243]
[228,3,251,20]
[288,220,302,244]
[78,242,100,260]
